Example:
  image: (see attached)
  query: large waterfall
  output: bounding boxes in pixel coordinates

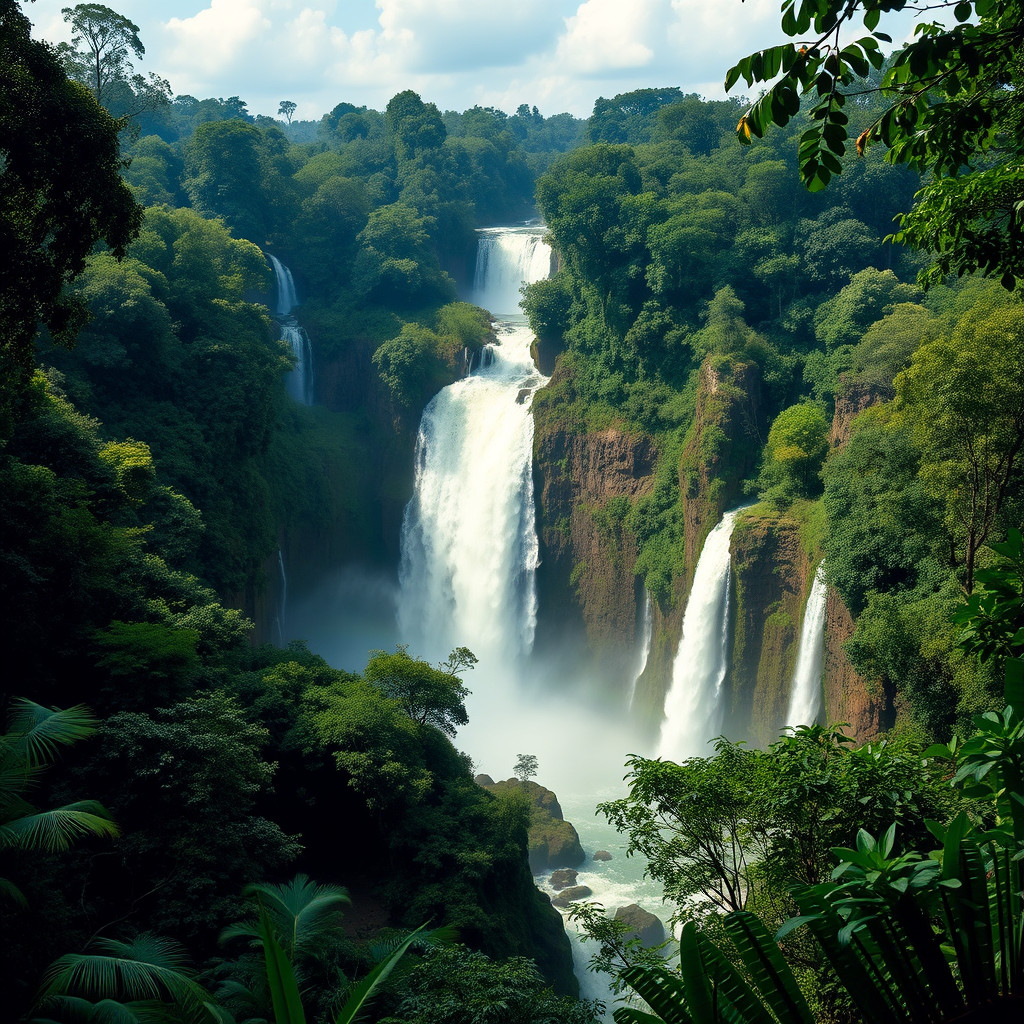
[396,227,551,672]
[786,563,827,727]
[657,508,744,759]
[268,254,314,405]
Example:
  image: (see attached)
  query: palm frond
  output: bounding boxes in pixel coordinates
[6,700,100,767]
[241,875,349,959]
[0,874,28,907]
[37,933,211,1023]
[1,801,119,852]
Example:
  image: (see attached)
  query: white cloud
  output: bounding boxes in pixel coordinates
[555,0,659,75]
[164,0,272,69]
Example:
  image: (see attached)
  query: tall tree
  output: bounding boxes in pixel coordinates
[278,99,297,124]
[894,302,1024,592]
[59,3,144,105]
[0,0,142,431]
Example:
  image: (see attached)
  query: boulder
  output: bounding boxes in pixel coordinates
[474,774,495,786]
[593,850,613,861]
[551,885,593,907]
[549,868,578,890]
[614,904,666,948]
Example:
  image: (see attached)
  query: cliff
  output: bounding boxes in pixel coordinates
[532,367,657,691]
[726,508,816,745]
[475,776,586,872]
[821,376,894,740]
[822,586,894,741]
[634,356,764,726]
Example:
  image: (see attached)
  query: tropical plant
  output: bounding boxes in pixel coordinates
[1,698,118,905]
[31,933,213,1024]
[612,659,1024,1024]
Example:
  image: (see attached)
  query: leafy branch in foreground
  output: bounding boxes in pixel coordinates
[726,1,1024,289]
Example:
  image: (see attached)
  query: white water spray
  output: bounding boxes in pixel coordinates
[657,508,744,760]
[786,563,827,727]
[397,227,551,671]
[268,254,314,405]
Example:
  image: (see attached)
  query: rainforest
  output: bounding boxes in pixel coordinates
[2,1,1023,1022]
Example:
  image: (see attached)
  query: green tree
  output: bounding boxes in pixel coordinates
[759,402,829,500]
[363,646,475,738]
[513,754,539,783]
[728,0,1024,290]
[59,4,143,105]
[893,302,1024,592]
[0,0,142,428]
[278,99,297,124]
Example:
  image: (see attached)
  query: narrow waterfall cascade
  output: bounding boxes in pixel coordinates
[268,254,314,405]
[397,226,551,673]
[275,548,288,646]
[628,590,653,707]
[786,563,827,727]
[657,508,744,760]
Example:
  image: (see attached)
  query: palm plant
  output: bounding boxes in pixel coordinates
[1,698,119,904]
[218,873,427,1024]
[30,933,215,1023]
[614,660,1024,1024]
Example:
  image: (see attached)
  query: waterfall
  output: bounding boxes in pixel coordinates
[786,563,827,727]
[268,254,314,405]
[472,227,552,316]
[275,548,288,646]
[628,590,653,708]
[657,508,744,760]
[396,226,551,670]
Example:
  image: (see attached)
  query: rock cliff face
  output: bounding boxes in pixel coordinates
[823,586,894,741]
[726,509,816,746]
[477,776,586,872]
[532,373,657,691]
[821,376,894,741]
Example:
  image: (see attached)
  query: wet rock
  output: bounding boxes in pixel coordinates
[550,868,578,890]
[593,850,612,861]
[614,904,666,948]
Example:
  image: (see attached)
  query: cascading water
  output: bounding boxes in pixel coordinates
[396,226,550,672]
[628,590,653,708]
[786,563,827,727]
[268,254,314,405]
[657,508,744,760]
[275,548,288,646]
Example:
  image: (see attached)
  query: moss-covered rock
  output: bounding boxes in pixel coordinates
[477,778,585,872]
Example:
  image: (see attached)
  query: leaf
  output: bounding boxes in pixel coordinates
[334,924,427,1024]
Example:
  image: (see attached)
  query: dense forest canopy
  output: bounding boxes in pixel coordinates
[2,0,1023,1021]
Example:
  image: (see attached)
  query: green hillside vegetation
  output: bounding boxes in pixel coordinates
[4,0,1023,1020]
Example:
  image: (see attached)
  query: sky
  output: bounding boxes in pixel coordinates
[25,1,931,123]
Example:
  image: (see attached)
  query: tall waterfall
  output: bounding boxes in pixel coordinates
[657,508,744,759]
[628,590,653,708]
[274,548,288,646]
[786,563,827,727]
[268,254,314,405]
[396,226,551,670]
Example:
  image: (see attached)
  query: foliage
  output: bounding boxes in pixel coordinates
[58,3,143,105]
[380,944,599,1024]
[596,725,956,948]
[1,699,118,904]
[0,0,142,428]
[513,754,539,783]
[614,657,1024,1024]
[728,1,1024,290]
[759,403,829,501]
[893,301,1024,592]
